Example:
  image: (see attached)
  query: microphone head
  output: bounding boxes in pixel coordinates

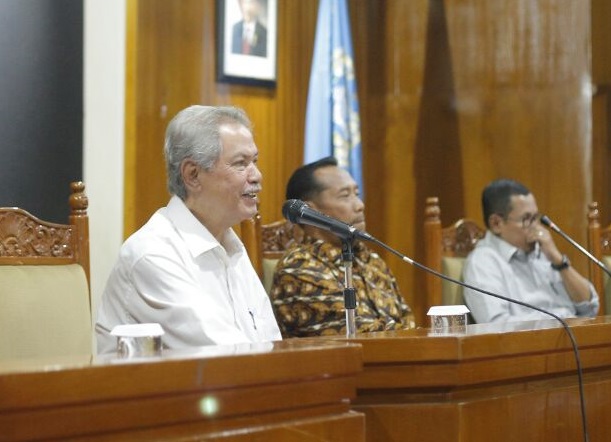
[282,199,306,223]
[540,215,552,227]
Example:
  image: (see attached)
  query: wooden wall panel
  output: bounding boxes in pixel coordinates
[592,89,611,221]
[125,0,208,234]
[444,0,592,220]
[591,0,611,225]
[125,0,597,326]
[358,0,430,327]
[441,0,592,269]
[360,0,594,325]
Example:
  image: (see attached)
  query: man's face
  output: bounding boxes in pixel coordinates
[239,0,260,22]
[491,193,540,252]
[308,166,365,232]
[197,122,262,230]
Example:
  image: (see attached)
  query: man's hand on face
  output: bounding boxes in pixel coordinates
[527,225,562,263]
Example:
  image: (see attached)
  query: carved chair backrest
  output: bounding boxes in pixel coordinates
[423,197,485,319]
[587,202,609,315]
[0,182,92,359]
[240,215,303,293]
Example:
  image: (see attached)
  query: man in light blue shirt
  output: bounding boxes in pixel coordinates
[463,179,598,323]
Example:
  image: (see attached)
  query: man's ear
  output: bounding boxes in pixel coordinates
[488,213,504,234]
[181,160,201,192]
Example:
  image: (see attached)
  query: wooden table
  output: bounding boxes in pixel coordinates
[341,316,611,442]
[0,340,364,441]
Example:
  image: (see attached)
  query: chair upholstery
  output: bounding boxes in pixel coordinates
[0,181,91,360]
[587,202,610,315]
[240,214,303,293]
[423,197,485,318]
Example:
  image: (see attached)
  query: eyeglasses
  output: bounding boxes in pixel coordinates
[503,213,540,229]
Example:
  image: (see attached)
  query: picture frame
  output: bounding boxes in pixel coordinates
[216,0,278,87]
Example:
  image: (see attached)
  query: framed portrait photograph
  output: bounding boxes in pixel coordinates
[216,0,278,87]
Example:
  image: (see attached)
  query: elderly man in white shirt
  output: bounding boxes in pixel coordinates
[463,179,599,324]
[96,105,281,354]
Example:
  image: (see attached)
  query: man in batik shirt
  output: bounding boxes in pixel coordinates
[270,157,414,337]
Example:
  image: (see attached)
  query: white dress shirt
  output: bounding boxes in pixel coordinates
[243,21,256,45]
[95,196,282,354]
[463,231,599,323]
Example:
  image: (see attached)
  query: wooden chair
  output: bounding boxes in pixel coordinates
[240,214,303,293]
[0,181,91,360]
[423,197,485,319]
[587,202,609,315]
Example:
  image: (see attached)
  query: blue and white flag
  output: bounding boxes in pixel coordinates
[304,0,363,194]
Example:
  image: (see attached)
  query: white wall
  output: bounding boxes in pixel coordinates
[83,0,126,322]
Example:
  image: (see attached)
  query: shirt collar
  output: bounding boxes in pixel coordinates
[243,21,256,37]
[483,230,524,263]
[164,195,243,258]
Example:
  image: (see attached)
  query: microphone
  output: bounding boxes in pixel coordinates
[282,199,372,338]
[540,215,611,278]
[282,199,373,241]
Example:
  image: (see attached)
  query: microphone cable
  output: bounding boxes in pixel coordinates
[365,235,590,442]
[281,199,589,440]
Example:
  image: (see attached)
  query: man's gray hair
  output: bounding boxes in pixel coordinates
[164,105,252,199]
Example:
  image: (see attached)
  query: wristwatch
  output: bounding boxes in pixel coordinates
[551,254,570,271]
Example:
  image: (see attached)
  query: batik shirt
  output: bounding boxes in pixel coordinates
[270,235,414,337]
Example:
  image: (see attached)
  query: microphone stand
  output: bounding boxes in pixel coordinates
[341,237,357,338]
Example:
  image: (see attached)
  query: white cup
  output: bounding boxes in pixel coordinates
[111,323,164,358]
[427,305,470,335]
